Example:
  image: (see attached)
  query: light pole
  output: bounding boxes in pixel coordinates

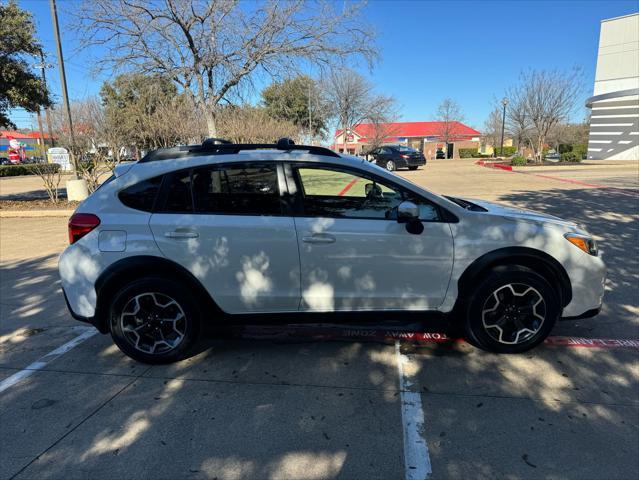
[499,97,508,157]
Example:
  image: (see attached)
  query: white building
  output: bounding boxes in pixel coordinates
[586,13,639,160]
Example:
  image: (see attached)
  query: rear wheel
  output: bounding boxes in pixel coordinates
[385,160,396,171]
[463,265,559,353]
[109,277,201,364]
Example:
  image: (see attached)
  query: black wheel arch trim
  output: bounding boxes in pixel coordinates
[93,255,224,333]
[456,246,572,308]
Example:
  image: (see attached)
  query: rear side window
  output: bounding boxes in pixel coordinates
[163,170,192,212]
[157,163,281,216]
[192,164,281,215]
[118,176,162,212]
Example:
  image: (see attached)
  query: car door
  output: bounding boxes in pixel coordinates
[149,162,301,314]
[376,147,391,165]
[287,164,454,312]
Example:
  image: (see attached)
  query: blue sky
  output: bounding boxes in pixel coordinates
[10,0,639,131]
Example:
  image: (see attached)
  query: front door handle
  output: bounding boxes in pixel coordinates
[302,233,336,244]
[165,229,199,239]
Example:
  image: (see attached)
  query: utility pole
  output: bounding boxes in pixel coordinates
[34,50,55,148]
[49,0,77,177]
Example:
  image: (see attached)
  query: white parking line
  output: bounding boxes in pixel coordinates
[0,327,97,394]
[395,340,432,480]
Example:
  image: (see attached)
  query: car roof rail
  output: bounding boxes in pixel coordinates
[139,137,341,162]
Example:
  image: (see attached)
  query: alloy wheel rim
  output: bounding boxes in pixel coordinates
[120,292,186,354]
[386,161,395,171]
[481,283,546,345]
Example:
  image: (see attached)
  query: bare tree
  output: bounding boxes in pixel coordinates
[435,98,464,156]
[216,106,299,144]
[52,98,123,192]
[505,93,530,155]
[323,69,396,151]
[365,98,401,151]
[547,122,589,151]
[144,95,208,149]
[508,68,583,162]
[74,0,377,137]
[482,107,503,157]
[31,162,61,203]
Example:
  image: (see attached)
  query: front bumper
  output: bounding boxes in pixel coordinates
[561,253,606,318]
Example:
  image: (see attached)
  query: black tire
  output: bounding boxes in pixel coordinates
[385,160,396,171]
[109,277,202,364]
[463,265,559,353]
[408,166,419,171]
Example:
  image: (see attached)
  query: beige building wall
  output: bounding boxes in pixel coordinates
[586,13,639,160]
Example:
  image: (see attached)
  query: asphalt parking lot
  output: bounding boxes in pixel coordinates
[1,159,638,480]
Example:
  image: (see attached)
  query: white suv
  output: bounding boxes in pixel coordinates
[59,139,606,363]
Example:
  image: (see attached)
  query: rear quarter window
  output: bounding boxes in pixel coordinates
[118,176,163,212]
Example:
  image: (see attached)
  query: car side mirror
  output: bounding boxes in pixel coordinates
[365,182,382,197]
[397,201,419,223]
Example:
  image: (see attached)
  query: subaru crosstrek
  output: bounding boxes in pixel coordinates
[59,138,606,363]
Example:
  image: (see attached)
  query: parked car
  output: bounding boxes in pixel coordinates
[0,157,12,165]
[367,144,426,171]
[544,152,561,162]
[59,138,605,363]
[435,149,446,159]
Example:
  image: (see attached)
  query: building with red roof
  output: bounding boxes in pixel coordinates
[333,121,481,159]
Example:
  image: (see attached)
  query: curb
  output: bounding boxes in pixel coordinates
[474,160,513,171]
[0,209,73,218]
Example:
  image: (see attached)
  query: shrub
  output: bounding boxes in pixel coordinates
[511,156,527,166]
[495,146,517,157]
[459,148,492,158]
[572,144,587,159]
[560,151,581,162]
[0,163,61,177]
[459,148,478,158]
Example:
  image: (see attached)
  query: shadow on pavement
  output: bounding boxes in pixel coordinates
[498,186,639,339]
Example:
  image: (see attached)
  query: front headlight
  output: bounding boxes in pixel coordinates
[565,233,598,256]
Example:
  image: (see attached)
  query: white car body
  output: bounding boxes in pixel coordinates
[59,149,605,332]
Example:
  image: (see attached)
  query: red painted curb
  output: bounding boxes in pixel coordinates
[474,160,512,171]
[234,325,639,350]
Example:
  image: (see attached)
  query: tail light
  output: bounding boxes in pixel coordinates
[401,154,410,159]
[68,213,100,244]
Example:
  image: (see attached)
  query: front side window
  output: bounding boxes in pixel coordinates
[295,166,440,221]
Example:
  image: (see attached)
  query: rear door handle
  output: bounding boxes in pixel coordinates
[164,229,199,239]
[302,233,336,244]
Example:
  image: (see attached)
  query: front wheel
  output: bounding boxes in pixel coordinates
[385,160,396,171]
[109,277,202,364]
[463,265,559,353]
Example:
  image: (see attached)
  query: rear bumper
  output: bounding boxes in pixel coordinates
[397,157,427,167]
[62,288,107,333]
